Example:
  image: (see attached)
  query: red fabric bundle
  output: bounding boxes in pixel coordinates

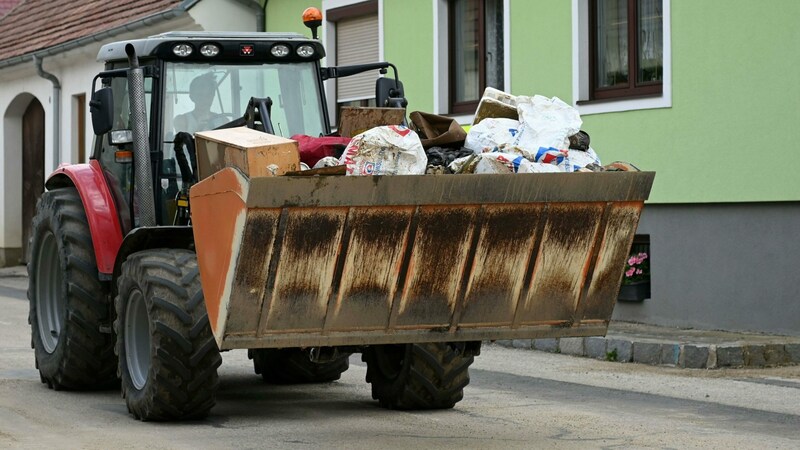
[291,134,352,167]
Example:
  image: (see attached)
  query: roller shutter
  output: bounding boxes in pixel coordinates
[336,13,379,102]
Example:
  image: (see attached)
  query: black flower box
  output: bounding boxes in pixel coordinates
[618,281,651,302]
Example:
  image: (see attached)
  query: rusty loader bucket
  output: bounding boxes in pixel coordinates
[190,169,654,350]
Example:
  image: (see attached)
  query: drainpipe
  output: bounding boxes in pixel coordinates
[257,0,267,32]
[235,0,267,31]
[33,55,61,169]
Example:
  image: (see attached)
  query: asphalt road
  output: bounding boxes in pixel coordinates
[1,271,799,449]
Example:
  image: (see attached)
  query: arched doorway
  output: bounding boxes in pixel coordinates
[21,99,45,262]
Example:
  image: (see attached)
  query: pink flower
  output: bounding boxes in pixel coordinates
[626,268,636,278]
[628,256,637,266]
[636,269,643,275]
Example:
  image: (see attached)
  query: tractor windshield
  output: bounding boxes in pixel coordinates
[163,61,326,138]
[157,61,326,226]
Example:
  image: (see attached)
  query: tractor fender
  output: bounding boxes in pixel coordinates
[112,226,195,285]
[45,160,122,276]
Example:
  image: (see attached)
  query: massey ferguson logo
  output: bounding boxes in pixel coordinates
[240,44,255,56]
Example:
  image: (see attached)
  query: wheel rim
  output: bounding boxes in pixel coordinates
[124,289,151,390]
[35,231,65,354]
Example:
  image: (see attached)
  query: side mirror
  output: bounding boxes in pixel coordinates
[89,87,114,135]
[376,77,407,109]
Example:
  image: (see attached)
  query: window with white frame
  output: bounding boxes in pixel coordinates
[573,0,671,114]
[448,0,504,114]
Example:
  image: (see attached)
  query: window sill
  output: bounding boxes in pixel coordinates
[573,93,671,116]
[435,113,474,126]
[576,92,663,106]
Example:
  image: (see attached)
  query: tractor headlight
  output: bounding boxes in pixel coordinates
[199,44,220,57]
[172,44,193,57]
[271,44,290,57]
[296,44,315,58]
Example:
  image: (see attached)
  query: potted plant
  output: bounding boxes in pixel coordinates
[618,252,650,301]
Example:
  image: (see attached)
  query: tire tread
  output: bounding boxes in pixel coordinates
[115,249,220,421]
[27,188,117,391]
[362,342,477,410]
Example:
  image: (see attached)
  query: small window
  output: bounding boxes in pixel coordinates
[590,0,662,101]
[73,93,86,163]
[449,0,503,114]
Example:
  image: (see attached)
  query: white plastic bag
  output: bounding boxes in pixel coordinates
[514,95,582,151]
[464,118,520,154]
[312,156,340,169]
[471,153,563,174]
[566,147,601,171]
[339,125,427,175]
[474,153,516,174]
[516,158,563,173]
[448,154,477,173]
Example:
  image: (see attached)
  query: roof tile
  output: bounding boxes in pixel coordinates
[0,0,19,17]
[0,0,183,62]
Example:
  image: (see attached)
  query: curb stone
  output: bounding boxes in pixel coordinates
[632,342,661,365]
[744,345,766,367]
[606,339,632,362]
[660,344,680,366]
[585,337,607,359]
[764,344,787,366]
[512,339,532,350]
[532,338,558,353]
[558,337,585,356]
[490,333,800,369]
[786,344,800,363]
[716,346,744,368]
[679,345,708,369]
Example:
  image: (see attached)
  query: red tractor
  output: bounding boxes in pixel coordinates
[27,21,653,421]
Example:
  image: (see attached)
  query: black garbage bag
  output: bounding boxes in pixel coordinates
[425,146,474,173]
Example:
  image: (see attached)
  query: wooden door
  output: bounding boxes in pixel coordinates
[22,99,45,262]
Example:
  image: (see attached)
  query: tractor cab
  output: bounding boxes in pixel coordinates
[89,31,405,231]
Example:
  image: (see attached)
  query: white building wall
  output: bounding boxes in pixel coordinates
[0,4,253,258]
[188,0,257,31]
[0,66,51,250]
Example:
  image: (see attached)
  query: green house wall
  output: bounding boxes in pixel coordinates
[266,1,320,36]
[265,0,800,204]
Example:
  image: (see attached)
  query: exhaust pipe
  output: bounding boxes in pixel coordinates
[125,44,157,227]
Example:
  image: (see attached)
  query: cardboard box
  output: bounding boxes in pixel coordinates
[194,127,300,180]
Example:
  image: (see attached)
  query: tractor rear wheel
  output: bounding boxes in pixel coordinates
[27,187,117,390]
[248,348,349,384]
[362,342,479,410]
[115,249,221,421]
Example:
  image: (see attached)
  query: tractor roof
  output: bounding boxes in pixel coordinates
[97,31,325,63]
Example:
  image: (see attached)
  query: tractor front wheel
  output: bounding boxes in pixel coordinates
[115,249,221,421]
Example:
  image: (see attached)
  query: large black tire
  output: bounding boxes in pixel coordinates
[362,342,480,410]
[27,187,117,390]
[248,348,349,384]
[115,249,221,421]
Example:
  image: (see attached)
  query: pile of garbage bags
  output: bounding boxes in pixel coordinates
[292,87,639,176]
